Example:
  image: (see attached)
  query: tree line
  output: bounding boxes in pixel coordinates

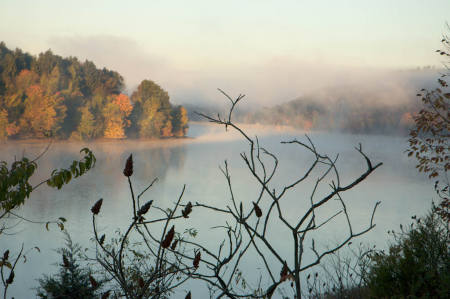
[0,42,188,140]
[238,96,418,134]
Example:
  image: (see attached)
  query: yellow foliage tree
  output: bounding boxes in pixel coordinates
[103,94,133,139]
[19,85,66,137]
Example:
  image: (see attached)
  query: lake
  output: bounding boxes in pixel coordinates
[0,123,435,298]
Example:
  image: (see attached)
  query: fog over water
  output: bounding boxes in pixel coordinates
[0,123,434,298]
[46,34,440,107]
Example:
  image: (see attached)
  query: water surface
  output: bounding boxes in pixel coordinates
[0,123,434,298]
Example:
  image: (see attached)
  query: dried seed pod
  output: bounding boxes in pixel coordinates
[280,261,288,282]
[91,198,103,215]
[194,253,201,267]
[171,239,178,250]
[99,234,105,245]
[280,262,294,282]
[3,250,9,260]
[182,202,193,218]
[185,291,192,299]
[5,270,14,284]
[123,154,133,177]
[101,290,111,299]
[137,200,153,216]
[252,201,262,218]
[193,251,201,268]
[89,275,98,288]
[161,226,175,248]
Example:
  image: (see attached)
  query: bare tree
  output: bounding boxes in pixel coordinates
[90,90,382,298]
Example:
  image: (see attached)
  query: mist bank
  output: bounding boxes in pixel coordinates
[187,95,417,135]
[43,35,442,108]
[238,96,417,135]
[185,68,441,135]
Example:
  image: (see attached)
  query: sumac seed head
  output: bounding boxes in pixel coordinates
[91,198,103,215]
[123,154,133,177]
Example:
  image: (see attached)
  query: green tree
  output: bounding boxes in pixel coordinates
[0,148,96,297]
[74,94,111,140]
[129,80,173,138]
[76,105,97,140]
[36,231,102,299]
[45,65,63,95]
[171,105,189,137]
[366,209,450,298]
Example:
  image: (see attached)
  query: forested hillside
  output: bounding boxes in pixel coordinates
[0,42,188,140]
[240,96,418,134]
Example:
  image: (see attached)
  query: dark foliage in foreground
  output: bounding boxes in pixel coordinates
[36,231,103,299]
[366,208,449,298]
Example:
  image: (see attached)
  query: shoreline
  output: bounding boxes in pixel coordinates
[0,121,410,146]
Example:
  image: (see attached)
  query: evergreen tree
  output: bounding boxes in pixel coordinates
[36,231,102,299]
[171,105,189,137]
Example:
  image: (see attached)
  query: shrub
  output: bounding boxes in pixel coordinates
[36,231,102,299]
[366,208,450,298]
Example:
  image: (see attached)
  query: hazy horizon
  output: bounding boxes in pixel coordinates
[1,0,449,106]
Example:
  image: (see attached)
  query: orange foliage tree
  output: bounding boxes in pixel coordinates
[103,93,133,139]
[19,85,66,138]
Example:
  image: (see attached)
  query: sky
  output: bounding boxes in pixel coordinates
[0,0,449,105]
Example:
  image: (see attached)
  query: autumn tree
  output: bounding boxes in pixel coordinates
[19,85,66,138]
[103,93,133,139]
[0,43,188,140]
[407,31,450,220]
[129,80,173,138]
[0,70,39,135]
[0,109,8,140]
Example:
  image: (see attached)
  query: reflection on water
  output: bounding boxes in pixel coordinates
[0,123,434,298]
